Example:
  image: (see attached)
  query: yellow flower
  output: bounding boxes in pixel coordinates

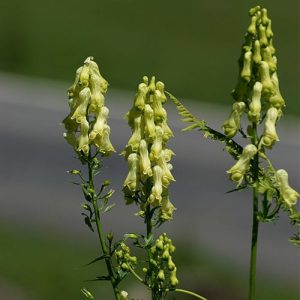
[148,165,163,206]
[71,87,91,124]
[144,104,156,140]
[248,81,262,123]
[134,83,147,111]
[127,115,143,151]
[241,51,252,82]
[223,102,246,138]
[276,169,299,207]
[77,118,90,155]
[259,61,273,95]
[150,126,163,161]
[94,124,115,155]
[123,153,140,193]
[139,139,152,180]
[269,71,285,109]
[227,144,257,185]
[260,107,279,148]
[89,106,109,141]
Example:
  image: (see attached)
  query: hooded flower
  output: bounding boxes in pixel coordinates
[123,76,176,220]
[62,57,114,156]
[248,82,262,123]
[223,102,246,138]
[276,169,299,207]
[260,107,279,148]
[227,144,258,186]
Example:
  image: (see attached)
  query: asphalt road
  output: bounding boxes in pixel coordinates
[0,73,299,285]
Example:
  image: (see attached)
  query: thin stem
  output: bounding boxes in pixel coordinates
[166,288,208,300]
[248,123,260,300]
[145,204,156,300]
[128,265,146,285]
[88,154,121,300]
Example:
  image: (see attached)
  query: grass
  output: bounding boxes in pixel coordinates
[0,0,299,115]
[0,223,298,300]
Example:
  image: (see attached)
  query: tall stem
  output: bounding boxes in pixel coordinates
[145,204,156,300]
[88,155,121,300]
[248,124,260,300]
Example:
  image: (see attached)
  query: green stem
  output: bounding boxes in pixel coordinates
[166,288,207,300]
[88,155,120,300]
[248,124,260,300]
[145,204,156,300]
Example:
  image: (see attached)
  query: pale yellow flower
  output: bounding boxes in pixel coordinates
[260,107,279,148]
[276,169,299,207]
[227,144,257,185]
[223,102,246,138]
[123,153,140,193]
[248,82,262,123]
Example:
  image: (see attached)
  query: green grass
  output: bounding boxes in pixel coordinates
[0,223,298,300]
[0,0,299,115]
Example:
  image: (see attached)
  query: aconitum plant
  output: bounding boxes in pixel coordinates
[62,5,299,300]
[170,5,299,300]
[63,58,206,300]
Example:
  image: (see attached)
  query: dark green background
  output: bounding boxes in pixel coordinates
[0,0,299,114]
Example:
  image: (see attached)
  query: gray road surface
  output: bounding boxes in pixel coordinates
[0,73,299,286]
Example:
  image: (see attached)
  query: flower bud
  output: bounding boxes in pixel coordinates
[120,291,128,300]
[227,144,258,185]
[248,82,262,123]
[223,102,246,138]
[276,169,299,207]
[168,256,176,271]
[157,269,165,281]
[170,267,179,287]
[260,107,279,148]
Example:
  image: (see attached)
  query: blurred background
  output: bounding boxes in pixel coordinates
[0,0,299,299]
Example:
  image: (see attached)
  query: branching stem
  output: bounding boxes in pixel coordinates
[88,153,121,300]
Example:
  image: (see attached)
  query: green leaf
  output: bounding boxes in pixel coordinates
[85,255,107,266]
[81,184,93,202]
[81,288,94,300]
[167,91,243,159]
[82,215,94,232]
[103,203,116,213]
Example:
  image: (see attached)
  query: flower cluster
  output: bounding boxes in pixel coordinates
[223,6,299,208]
[144,233,178,289]
[63,57,115,156]
[223,5,284,149]
[123,76,176,221]
[115,242,137,272]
